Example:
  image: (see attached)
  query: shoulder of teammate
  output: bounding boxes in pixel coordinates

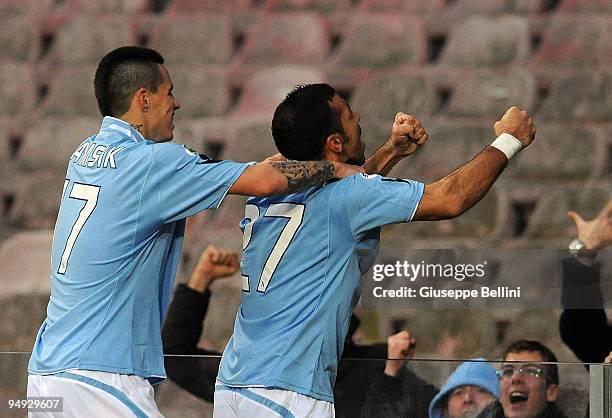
[149,142,217,165]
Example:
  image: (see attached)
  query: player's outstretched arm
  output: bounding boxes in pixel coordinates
[229,160,364,196]
[363,112,428,176]
[413,106,536,221]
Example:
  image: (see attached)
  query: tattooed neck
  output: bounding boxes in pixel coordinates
[270,160,335,194]
[130,124,143,133]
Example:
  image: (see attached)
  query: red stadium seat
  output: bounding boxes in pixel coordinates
[241,13,330,66]
[222,116,279,163]
[357,0,445,13]
[165,0,253,13]
[65,0,151,14]
[232,65,326,118]
[532,16,612,67]
[334,14,427,68]
[525,183,611,239]
[0,16,36,62]
[559,0,612,13]
[438,16,530,67]
[350,70,433,128]
[506,124,605,182]
[0,62,35,116]
[147,15,233,65]
[263,0,351,13]
[165,64,229,118]
[0,230,53,294]
[538,72,612,122]
[52,16,134,65]
[446,69,537,117]
[21,117,100,169]
[39,67,100,117]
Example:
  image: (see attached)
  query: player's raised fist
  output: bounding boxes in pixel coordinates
[493,106,536,148]
[389,112,429,156]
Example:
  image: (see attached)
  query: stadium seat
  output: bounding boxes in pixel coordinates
[64,0,150,14]
[0,62,35,116]
[525,184,611,239]
[241,13,330,66]
[438,16,530,67]
[52,16,134,65]
[263,0,351,13]
[221,117,278,163]
[532,16,612,67]
[232,66,326,118]
[538,72,612,122]
[559,0,612,13]
[446,69,537,117]
[350,71,433,127]
[5,171,65,230]
[334,14,427,68]
[506,123,604,181]
[165,0,252,13]
[357,0,445,13]
[0,16,36,62]
[21,118,100,169]
[40,67,100,117]
[0,230,53,295]
[165,65,229,118]
[147,15,233,65]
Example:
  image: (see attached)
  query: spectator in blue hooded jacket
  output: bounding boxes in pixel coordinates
[429,359,500,418]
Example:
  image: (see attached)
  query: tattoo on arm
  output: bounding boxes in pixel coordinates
[270,161,335,194]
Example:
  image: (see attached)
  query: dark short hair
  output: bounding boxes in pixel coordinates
[503,340,559,385]
[271,83,342,161]
[94,46,165,117]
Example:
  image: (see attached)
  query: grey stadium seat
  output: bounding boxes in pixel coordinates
[334,14,427,68]
[241,13,330,66]
[438,16,530,67]
[147,15,233,65]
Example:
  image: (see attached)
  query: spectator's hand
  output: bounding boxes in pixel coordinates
[187,245,240,293]
[388,112,428,157]
[604,351,612,364]
[493,106,536,147]
[567,200,612,256]
[384,330,416,377]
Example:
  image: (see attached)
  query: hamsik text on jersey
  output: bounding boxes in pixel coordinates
[217,173,424,402]
[28,117,248,381]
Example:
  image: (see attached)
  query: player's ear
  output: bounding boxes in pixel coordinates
[325,132,344,154]
[132,88,149,112]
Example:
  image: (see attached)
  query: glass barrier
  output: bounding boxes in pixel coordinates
[1,353,605,418]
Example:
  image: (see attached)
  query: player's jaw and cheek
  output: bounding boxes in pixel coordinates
[146,64,181,142]
[331,94,366,166]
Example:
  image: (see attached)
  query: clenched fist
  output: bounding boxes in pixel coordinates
[384,330,417,377]
[389,112,429,157]
[493,106,536,148]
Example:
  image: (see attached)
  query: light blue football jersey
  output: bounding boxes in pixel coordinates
[217,173,424,402]
[28,117,248,381]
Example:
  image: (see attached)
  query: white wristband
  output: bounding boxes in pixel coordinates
[490,133,523,160]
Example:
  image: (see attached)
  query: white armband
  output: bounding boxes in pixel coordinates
[490,133,523,160]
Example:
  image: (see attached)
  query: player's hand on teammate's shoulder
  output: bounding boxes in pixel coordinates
[187,245,240,293]
[384,330,417,377]
[261,153,288,164]
[389,112,429,157]
[493,106,536,148]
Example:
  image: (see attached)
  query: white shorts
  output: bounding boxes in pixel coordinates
[27,370,164,418]
[213,382,335,418]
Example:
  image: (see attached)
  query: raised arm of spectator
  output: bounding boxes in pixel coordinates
[162,245,239,401]
[414,107,536,220]
[559,201,612,364]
